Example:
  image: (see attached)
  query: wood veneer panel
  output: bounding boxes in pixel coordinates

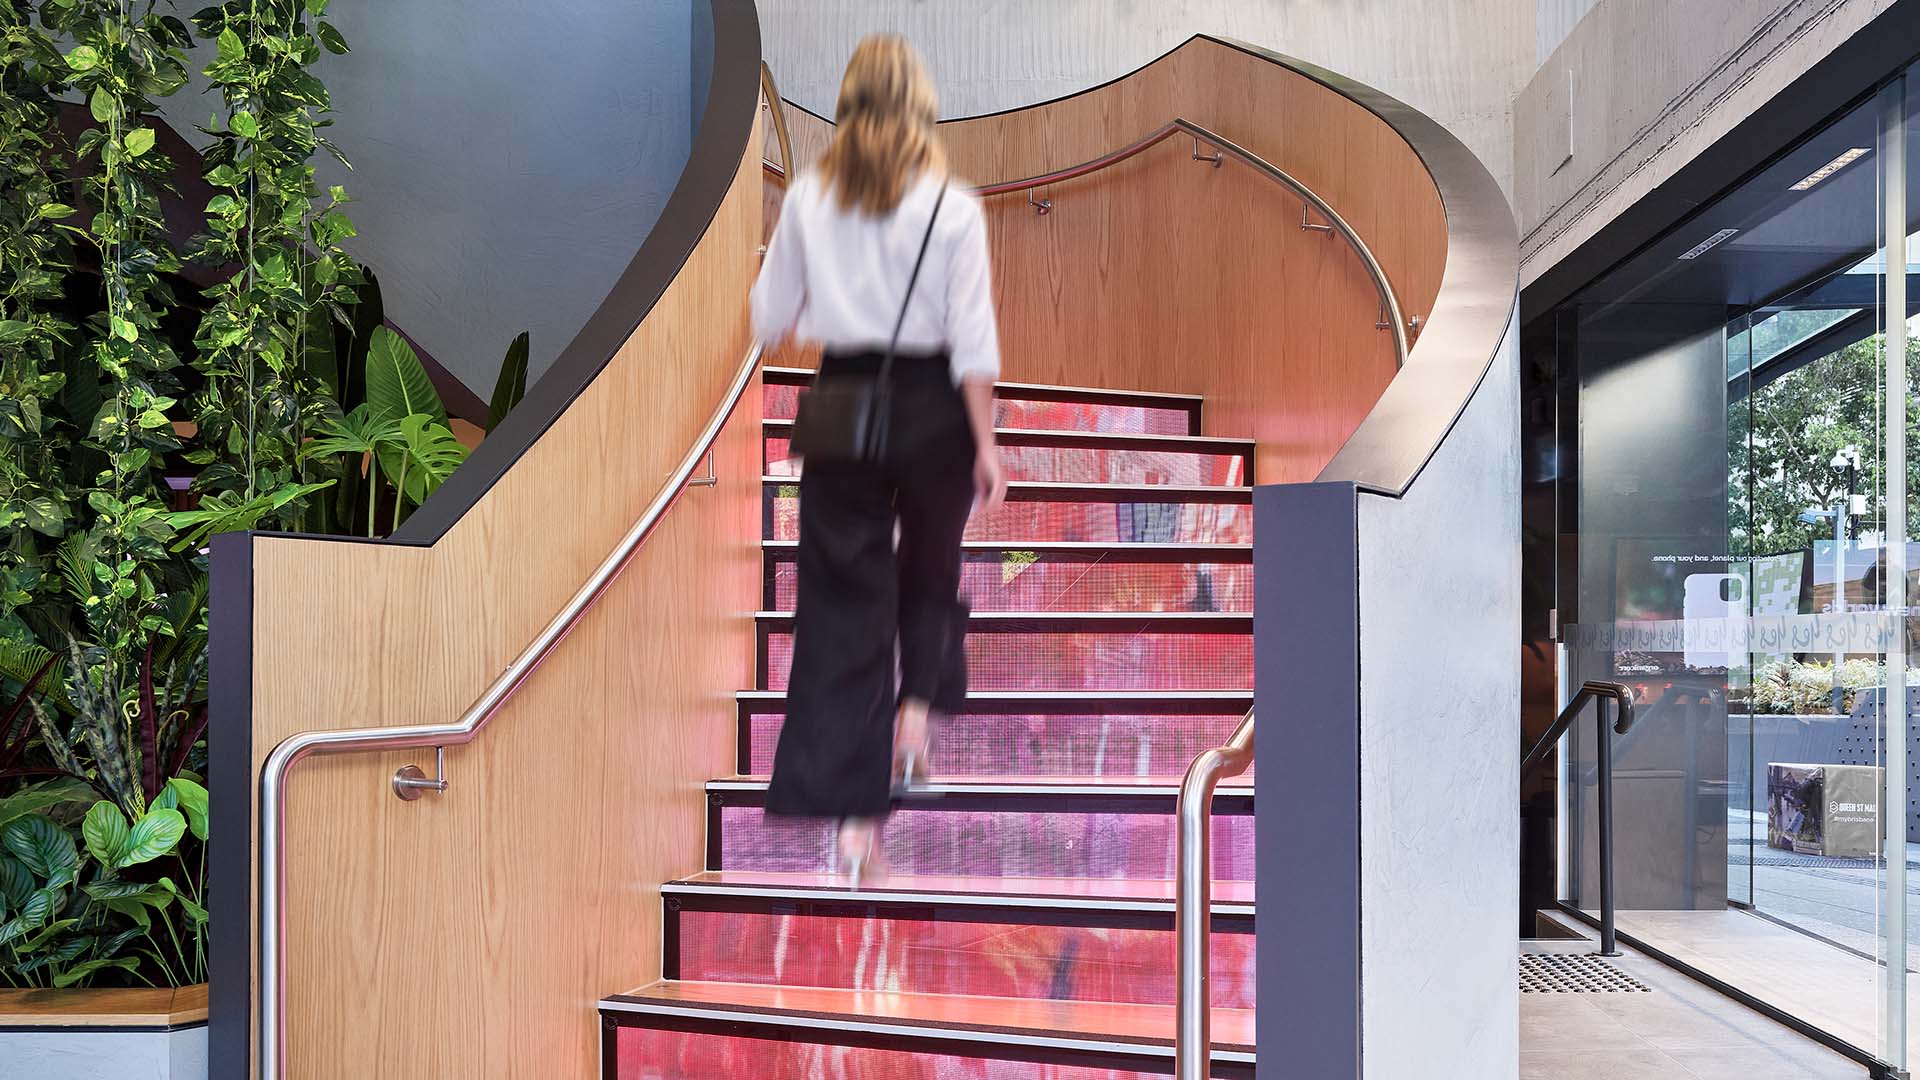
[0,985,207,1028]
[935,39,1441,475]
[247,123,765,1078]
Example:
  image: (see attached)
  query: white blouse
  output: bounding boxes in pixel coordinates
[750,170,1002,385]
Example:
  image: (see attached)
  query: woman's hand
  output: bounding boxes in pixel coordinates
[974,448,1007,510]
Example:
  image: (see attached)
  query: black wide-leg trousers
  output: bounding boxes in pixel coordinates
[766,350,976,820]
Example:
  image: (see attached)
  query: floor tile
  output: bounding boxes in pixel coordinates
[1518,1048,1693,1080]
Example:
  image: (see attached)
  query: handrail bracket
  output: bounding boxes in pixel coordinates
[393,746,449,801]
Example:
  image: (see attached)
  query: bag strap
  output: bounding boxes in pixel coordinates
[880,180,949,385]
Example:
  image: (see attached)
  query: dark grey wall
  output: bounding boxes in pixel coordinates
[165,2,702,393]
[1256,481,1361,1079]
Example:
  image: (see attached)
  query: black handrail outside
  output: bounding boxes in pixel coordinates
[1522,681,1636,957]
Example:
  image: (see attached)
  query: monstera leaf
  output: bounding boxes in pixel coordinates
[381,413,470,508]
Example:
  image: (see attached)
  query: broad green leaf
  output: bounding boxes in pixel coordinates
[110,316,137,343]
[150,786,179,813]
[158,878,209,923]
[65,45,99,72]
[364,327,447,426]
[2,814,78,883]
[15,915,77,951]
[316,20,348,54]
[88,86,112,124]
[53,957,138,989]
[306,0,331,12]
[81,802,129,866]
[217,28,244,60]
[125,128,156,157]
[164,778,208,842]
[487,332,529,431]
[34,202,75,220]
[230,111,259,139]
[22,497,65,537]
[83,880,165,901]
[0,780,91,833]
[17,933,87,972]
[18,889,62,927]
[115,809,185,869]
[381,415,470,504]
[0,857,33,910]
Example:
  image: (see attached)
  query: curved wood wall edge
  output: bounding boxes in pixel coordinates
[764,35,1451,485]
[205,3,766,1075]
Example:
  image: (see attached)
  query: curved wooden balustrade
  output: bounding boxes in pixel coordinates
[762,36,1451,485]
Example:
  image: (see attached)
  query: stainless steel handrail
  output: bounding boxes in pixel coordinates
[1175,709,1254,1080]
[254,340,764,1080]
[759,61,793,182]
[763,117,1409,369]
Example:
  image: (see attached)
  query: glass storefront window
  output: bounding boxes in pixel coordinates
[1551,57,1920,1072]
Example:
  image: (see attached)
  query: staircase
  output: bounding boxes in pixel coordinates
[599,367,1257,1078]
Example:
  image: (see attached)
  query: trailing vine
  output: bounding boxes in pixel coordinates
[0,0,513,989]
[0,4,75,620]
[187,0,358,535]
[36,0,193,674]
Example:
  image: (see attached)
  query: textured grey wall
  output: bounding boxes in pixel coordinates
[1355,318,1522,1079]
[163,2,700,393]
[322,1,695,389]
[757,0,1532,197]
[1515,0,1900,285]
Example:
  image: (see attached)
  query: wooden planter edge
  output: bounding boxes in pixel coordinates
[0,983,208,1029]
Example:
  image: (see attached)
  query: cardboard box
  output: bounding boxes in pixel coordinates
[1768,762,1883,858]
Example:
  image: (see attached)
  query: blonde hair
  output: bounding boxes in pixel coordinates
[819,34,945,215]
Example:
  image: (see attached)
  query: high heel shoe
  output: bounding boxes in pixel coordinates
[892,700,933,797]
[838,819,884,888]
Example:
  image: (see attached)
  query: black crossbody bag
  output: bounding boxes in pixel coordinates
[789,181,949,464]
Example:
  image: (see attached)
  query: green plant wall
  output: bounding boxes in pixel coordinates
[0,0,525,988]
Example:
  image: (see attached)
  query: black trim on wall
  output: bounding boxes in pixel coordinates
[1255,481,1361,1079]
[202,4,763,1077]
[206,529,254,1077]
[1519,0,1920,323]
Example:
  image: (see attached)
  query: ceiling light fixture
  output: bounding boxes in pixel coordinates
[1789,147,1870,191]
[1677,228,1739,260]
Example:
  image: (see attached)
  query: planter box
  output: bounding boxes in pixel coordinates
[0,985,207,1079]
[1767,762,1883,857]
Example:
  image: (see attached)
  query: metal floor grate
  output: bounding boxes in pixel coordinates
[1519,954,1652,994]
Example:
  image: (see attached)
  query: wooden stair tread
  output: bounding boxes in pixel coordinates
[602,980,1255,1058]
